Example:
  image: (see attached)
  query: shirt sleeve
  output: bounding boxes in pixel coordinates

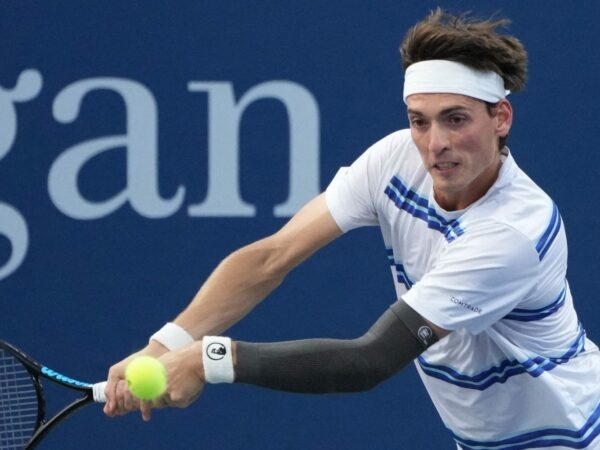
[325,133,402,232]
[402,220,541,335]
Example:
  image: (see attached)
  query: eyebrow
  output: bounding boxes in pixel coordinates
[407,105,471,116]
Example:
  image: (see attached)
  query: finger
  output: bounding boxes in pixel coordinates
[123,389,140,413]
[105,380,123,416]
[140,400,153,422]
[123,385,142,414]
[152,393,171,409]
[115,379,130,415]
[104,370,121,415]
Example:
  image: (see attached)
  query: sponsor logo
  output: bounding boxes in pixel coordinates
[41,366,91,387]
[206,342,227,361]
[417,326,433,345]
[450,296,482,314]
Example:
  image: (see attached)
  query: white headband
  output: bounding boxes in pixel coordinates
[403,59,509,104]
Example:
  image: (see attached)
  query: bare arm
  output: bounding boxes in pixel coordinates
[174,192,343,337]
[104,193,342,418]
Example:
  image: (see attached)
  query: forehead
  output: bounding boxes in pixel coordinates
[406,93,484,115]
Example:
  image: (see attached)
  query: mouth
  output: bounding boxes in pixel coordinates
[432,162,459,172]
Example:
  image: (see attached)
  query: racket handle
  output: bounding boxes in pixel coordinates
[93,381,108,403]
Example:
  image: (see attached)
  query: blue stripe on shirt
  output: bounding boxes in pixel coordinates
[418,324,586,390]
[386,249,413,289]
[384,176,464,242]
[503,284,567,322]
[536,203,562,261]
[454,399,600,449]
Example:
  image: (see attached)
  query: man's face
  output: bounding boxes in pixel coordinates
[406,93,512,211]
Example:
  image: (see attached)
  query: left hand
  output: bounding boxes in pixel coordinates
[141,341,206,420]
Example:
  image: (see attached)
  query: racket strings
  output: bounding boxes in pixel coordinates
[0,349,39,449]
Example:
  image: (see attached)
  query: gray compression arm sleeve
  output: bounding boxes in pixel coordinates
[234,300,438,393]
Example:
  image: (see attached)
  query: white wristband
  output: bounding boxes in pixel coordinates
[202,336,234,384]
[149,322,194,351]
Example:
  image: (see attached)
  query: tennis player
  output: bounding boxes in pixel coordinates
[105,9,600,449]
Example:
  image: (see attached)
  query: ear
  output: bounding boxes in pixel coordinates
[496,99,513,138]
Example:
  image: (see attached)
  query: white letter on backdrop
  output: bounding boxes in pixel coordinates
[187,81,320,217]
[50,78,184,219]
[0,69,42,279]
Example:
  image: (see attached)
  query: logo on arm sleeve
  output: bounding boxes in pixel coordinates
[417,326,434,345]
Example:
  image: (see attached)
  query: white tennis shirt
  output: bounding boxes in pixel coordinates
[325,129,600,449]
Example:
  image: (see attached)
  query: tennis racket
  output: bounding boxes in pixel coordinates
[0,339,107,449]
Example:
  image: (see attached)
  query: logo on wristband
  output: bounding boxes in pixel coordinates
[206,342,227,360]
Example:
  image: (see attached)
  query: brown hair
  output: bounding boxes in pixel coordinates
[400,8,528,92]
[400,9,527,149]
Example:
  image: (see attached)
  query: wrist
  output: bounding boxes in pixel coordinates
[149,322,194,351]
[146,339,170,355]
[188,341,206,382]
[202,336,235,384]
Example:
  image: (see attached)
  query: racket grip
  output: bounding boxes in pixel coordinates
[93,381,108,403]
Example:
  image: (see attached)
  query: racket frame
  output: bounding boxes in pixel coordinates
[0,339,99,449]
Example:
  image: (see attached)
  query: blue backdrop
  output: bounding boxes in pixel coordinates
[2,1,599,448]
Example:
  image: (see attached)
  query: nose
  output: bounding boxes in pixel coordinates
[427,122,450,154]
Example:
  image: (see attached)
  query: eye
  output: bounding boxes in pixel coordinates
[447,115,467,126]
[409,117,427,129]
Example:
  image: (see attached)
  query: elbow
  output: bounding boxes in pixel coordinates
[226,239,289,286]
[328,361,394,393]
[338,373,388,393]
[236,237,295,281]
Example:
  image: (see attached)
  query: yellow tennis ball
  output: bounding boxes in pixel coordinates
[125,356,167,400]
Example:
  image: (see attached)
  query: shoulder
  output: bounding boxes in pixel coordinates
[332,128,421,189]
[367,129,416,159]
[355,129,423,182]
[448,219,540,268]
[462,154,562,247]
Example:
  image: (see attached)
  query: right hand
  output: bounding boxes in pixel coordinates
[103,340,169,421]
